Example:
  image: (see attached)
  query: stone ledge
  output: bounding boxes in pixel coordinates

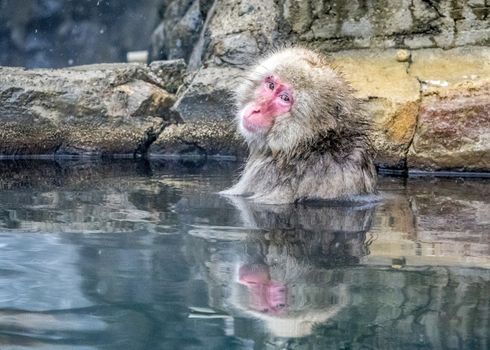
[0,62,183,157]
[0,48,488,171]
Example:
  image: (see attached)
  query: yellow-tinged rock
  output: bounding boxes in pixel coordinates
[331,50,420,168]
[331,49,420,102]
[396,49,411,62]
[410,46,490,87]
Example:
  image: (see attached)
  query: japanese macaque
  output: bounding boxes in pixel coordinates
[221,47,377,204]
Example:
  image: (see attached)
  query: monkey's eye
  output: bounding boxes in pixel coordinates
[279,94,290,102]
[268,82,275,90]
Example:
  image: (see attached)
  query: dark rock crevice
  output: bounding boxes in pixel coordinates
[134,121,173,158]
[403,76,424,169]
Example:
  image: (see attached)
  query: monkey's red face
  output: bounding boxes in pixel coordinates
[240,75,293,133]
[238,264,287,314]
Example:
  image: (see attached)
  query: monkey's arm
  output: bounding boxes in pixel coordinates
[248,186,295,205]
[219,174,253,196]
[219,186,246,196]
[219,163,262,196]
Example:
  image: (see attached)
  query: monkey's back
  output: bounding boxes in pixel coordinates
[241,145,377,204]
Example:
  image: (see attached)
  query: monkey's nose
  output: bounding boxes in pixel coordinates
[244,108,261,120]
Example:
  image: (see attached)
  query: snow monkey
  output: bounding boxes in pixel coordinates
[221,47,377,204]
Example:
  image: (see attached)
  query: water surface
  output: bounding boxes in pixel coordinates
[0,159,489,349]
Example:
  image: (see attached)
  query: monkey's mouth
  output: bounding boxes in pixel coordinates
[245,281,287,314]
[241,118,271,134]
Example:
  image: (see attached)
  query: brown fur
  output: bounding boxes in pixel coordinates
[222,47,377,204]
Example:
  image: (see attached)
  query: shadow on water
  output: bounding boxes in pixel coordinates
[0,159,488,349]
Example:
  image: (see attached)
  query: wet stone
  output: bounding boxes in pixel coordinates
[0,63,183,157]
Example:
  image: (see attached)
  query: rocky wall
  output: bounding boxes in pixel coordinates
[150,0,490,171]
[0,0,489,171]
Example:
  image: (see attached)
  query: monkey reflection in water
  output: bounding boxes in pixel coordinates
[196,197,376,338]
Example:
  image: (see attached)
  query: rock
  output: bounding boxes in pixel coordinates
[330,50,421,169]
[409,46,490,88]
[157,0,275,159]
[197,0,281,71]
[453,1,490,46]
[164,0,283,153]
[212,31,260,67]
[405,47,490,170]
[150,121,247,158]
[149,0,213,63]
[281,0,490,51]
[171,0,283,120]
[0,63,181,157]
[396,49,411,62]
[149,59,187,94]
[408,78,490,170]
[173,66,242,122]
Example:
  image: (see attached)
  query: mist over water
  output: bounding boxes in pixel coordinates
[0,159,488,349]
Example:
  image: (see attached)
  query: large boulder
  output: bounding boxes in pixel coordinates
[407,47,490,171]
[0,62,183,156]
[149,0,215,63]
[171,0,282,122]
[329,50,420,169]
[408,78,490,171]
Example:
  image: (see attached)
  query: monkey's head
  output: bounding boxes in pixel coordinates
[235,47,358,153]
